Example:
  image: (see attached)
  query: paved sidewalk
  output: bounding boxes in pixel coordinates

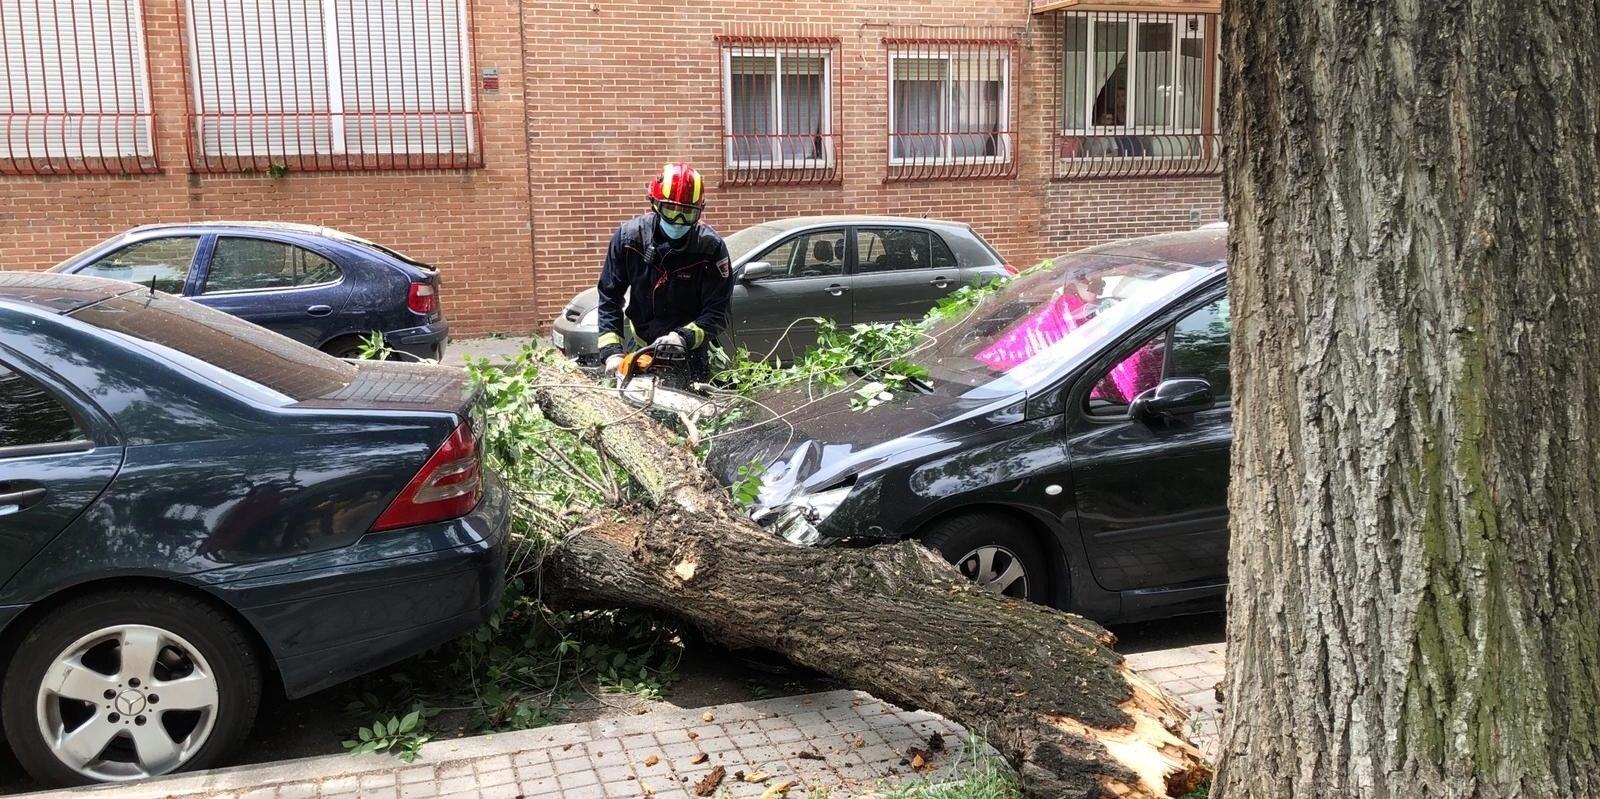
[447,336,539,367]
[19,645,1225,799]
[25,692,970,799]
[1126,642,1226,760]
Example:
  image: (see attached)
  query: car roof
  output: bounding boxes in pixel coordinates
[126,220,382,247]
[755,215,974,233]
[0,271,136,315]
[1069,226,1228,269]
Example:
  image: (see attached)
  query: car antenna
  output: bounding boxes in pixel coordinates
[148,275,157,296]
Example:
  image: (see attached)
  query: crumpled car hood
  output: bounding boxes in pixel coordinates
[705,382,1026,509]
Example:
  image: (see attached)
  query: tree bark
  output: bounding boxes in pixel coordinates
[533,376,1210,799]
[1219,1,1600,797]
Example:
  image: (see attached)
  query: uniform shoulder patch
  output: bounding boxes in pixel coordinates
[716,256,731,278]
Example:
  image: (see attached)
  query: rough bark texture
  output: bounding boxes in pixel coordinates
[534,377,1209,799]
[1219,1,1600,797]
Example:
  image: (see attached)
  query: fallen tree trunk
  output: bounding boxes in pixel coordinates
[534,373,1209,798]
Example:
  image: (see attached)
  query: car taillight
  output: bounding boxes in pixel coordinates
[1001,262,1018,276]
[407,282,438,315]
[370,422,481,532]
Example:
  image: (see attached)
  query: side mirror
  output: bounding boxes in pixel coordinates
[1129,378,1215,421]
[740,261,773,282]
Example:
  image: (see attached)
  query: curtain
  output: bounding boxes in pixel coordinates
[950,56,1004,158]
[892,57,944,160]
[779,56,823,161]
[729,55,774,163]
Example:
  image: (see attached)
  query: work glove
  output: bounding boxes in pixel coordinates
[652,330,688,357]
[598,343,623,374]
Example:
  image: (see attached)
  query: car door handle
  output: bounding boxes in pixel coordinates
[0,487,46,516]
[824,284,848,296]
[306,304,334,317]
[929,276,951,288]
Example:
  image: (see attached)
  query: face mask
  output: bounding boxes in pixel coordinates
[659,218,692,240]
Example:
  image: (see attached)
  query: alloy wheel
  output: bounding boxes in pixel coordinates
[956,545,1031,599]
[34,624,221,782]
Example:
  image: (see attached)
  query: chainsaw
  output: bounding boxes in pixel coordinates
[614,344,717,419]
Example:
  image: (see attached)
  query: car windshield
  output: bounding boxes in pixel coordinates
[70,291,356,401]
[723,224,784,261]
[917,253,1218,394]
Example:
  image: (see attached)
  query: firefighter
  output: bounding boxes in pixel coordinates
[594,163,734,383]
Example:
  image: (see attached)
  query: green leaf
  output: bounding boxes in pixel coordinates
[387,717,400,737]
[400,710,421,733]
[372,722,387,741]
[358,726,373,742]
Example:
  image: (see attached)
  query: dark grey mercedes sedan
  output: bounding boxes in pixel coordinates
[0,273,506,787]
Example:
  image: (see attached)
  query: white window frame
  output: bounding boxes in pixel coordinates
[183,0,477,159]
[887,50,1013,167]
[1,0,156,162]
[1063,12,1210,139]
[721,46,835,170]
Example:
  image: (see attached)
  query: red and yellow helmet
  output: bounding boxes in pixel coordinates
[648,162,705,226]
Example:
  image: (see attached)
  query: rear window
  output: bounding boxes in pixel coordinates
[70,292,356,401]
[942,227,1004,268]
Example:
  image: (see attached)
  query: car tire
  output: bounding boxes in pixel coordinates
[920,512,1051,605]
[1,590,262,787]
[320,335,368,360]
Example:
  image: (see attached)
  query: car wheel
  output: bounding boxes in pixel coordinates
[920,513,1050,605]
[321,336,368,360]
[1,590,262,787]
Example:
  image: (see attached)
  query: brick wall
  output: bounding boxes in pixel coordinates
[0,0,1222,337]
[522,0,1223,324]
[0,0,536,337]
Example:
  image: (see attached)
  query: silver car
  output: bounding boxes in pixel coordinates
[551,215,1012,364]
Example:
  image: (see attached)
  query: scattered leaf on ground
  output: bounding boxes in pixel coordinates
[928,732,946,753]
[703,711,715,722]
[742,770,770,783]
[643,755,659,767]
[692,765,726,797]
[911,753,927,770]
[687,731,700,740]
[796,751,825,761]
[760,780,795,799]
[851,736,865,749]
[690,752,709,765]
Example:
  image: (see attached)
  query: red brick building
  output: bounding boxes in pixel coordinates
[0,0,1220,336]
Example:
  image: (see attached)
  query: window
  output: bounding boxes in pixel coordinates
[886,37,1017,180]
[0,363,83,450]
[1089,333,1166,410]
[1087,296,1230,414]
[856,228,934,273]
[203,238,341,294]
[1,0,157,175]
[75,237,199,294]
[184,0,480,173]
[750,230,847,280]
[720,37,840,185]
[932,235,959,269]
[1055,12,1220,179]
[1169,297,1230,399]
[70,292,356,401]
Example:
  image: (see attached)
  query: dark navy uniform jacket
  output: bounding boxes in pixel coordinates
[595,213,734,350]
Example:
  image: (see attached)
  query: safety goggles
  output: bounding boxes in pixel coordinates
[653,200,703,226]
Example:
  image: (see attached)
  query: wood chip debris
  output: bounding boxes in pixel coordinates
[703,711,716,722]
[642,755,659,767]
[692,765,726,797]
[760,780,796,799]
[690,752,709,764]
[687,731,700,740]
[737,770,770,783]
[796,751,825,761]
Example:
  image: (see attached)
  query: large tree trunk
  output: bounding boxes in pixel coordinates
[532,377,1210,799]
[1219,1,1600,797]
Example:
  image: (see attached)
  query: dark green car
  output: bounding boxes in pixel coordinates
[551,216,1012,363]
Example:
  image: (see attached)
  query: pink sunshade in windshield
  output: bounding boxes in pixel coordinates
[973,290,1149,401]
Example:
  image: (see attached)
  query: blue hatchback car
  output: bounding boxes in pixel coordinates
[49,222,449,360]
[0,272,504,786]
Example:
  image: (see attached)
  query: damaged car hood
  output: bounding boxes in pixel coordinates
[706,383,1026,508]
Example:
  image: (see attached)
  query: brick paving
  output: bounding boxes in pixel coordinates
[1125,642,1226,760]
[19,647,1224,799]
